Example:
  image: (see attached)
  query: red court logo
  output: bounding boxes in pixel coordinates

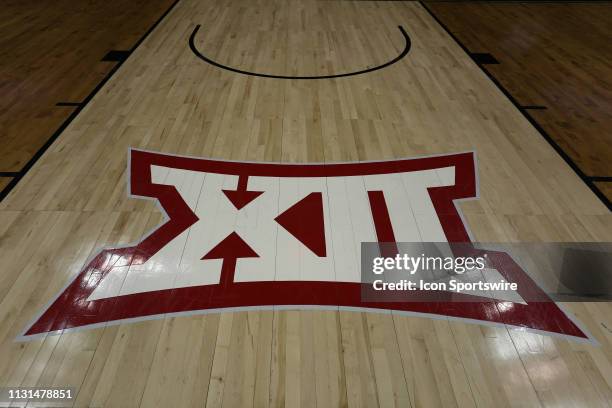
[22,149,590,341]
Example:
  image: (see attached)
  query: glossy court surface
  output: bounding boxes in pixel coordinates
[1,0,611,407]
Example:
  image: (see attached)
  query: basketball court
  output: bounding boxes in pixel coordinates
[0,0,611,406]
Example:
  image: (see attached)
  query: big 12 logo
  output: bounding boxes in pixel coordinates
[21,149,590,342]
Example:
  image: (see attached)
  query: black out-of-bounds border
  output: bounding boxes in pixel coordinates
[189,24,411,80]
[419,1,611,211]
[0,0,182,203]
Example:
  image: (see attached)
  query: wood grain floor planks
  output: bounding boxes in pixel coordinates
[595,182,612,202]
[426,1,612,206]
[0,0,176,173]
[0,178,11,192]
[0,1,611,407]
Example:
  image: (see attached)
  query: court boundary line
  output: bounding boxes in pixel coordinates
[55,102,82,107]
[0,0,182,203]
[519,105,547,110]
[419,1,612,211]
[189,24,411,79]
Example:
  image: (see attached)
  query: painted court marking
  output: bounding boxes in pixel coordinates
[189,24,411,79]
[21,149,591,342]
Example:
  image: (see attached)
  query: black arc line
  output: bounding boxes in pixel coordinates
[189,24,411,79]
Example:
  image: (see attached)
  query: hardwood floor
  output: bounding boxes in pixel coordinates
[0,1,611,407]
[596,182,612,202]
[0,178,11,192]
[426,1,612,202]
[0,0,176,173]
